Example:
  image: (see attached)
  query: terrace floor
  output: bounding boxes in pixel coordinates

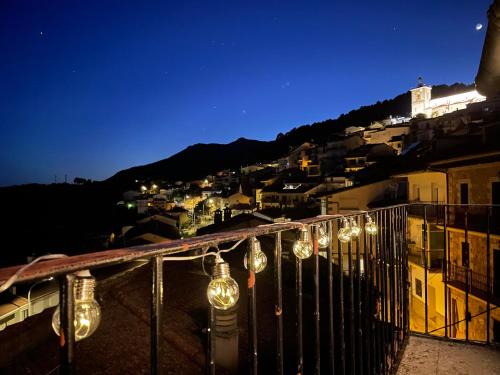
[397,335,500,375]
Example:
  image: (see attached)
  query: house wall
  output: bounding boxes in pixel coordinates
[404,172,447,202]
[323,180,392,214]
[447,161,500,204]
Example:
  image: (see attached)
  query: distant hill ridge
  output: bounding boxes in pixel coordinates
[107,83,474,185]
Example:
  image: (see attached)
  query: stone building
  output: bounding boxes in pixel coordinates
[430,151,500,342]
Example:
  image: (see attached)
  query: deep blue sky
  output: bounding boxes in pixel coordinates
[0,0,491,186]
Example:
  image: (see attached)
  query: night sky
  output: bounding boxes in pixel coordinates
[0,0,491,186]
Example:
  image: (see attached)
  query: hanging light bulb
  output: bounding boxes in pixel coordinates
[337,218,352,243]
[318,224,330,249]
[207,257,239,310]
[349,218,362,238]
[52,270,101,342]
[293,226,313,259]
[244,237,267,273]
[365,214,378,235]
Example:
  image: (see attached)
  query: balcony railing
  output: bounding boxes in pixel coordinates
[447,205,500,235]
[446,262,498,305]
[0,205,413,375]
[0,203,497,374]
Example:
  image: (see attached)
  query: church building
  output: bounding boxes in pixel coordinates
[410,77,485,118]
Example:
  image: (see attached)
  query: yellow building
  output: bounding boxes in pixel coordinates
[320,179,393,215]
[393,170,447,335]
[430,152,500,342]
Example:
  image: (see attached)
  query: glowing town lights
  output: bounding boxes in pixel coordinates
[244,237,267,273]
[337,218,352,243]
[52,270,101,342]
[152,184,158,190]
[349,218,362,238]
[140,185,147,192]
[365,215,378,236]
[318,224,330,249]
[293,227,313,259]
[207,257,239,310]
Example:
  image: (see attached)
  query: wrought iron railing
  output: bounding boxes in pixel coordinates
[0,203,497,374]
[0,205,410,375]
[409,203,498,344]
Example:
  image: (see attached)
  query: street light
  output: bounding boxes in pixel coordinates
[28,277,54,316]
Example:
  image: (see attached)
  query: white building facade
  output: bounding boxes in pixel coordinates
[410,79,485,118]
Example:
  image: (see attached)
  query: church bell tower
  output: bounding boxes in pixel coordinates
[410,77,432,118]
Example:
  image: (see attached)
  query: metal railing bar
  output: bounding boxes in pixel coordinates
[486,206,491,344]
[465,207,470,342]
[354,221,362,375]
[313,226,321,374]
[151,256,163,375]
[423,206,429,334]
[381,210,389,373]
[247,238,258,375]
[295,255,303,374]
[327,221,335,375]
[347,240,355,374]
[59,273,75,375]
[274,232,284,375]
[443,207,449,337]
[207,305,215,375]
[361,216,370,375]
[337,221,346,375]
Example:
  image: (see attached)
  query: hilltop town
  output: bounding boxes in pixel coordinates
[109,79,496,247]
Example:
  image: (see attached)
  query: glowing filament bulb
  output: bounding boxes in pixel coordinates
[318,225,330,249]
[244,237,267,273]
[293,227,313,259]
[207,258,239,310]
[350,218,362,238]
[52,270,101,342]
[365,215,378,235]
[338,218,351,243]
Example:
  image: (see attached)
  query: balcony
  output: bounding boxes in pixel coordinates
[446,262,500,306]
[0,204,498,374]
[447,205,500,235]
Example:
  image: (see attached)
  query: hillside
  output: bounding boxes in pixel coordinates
[107,137,288,186]
[107,83,474,185]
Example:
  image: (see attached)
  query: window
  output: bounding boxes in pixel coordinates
[415,278,423,297]
[460,183,469,204]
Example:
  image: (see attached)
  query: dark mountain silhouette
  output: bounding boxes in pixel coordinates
[107,83,474,185]
[107,137,289,186]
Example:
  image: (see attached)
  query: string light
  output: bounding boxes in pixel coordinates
[349,218,362,238]
[52,270,101,342]
[207,256,239,310]
[244,237,267,273]
[338,218,352,243]
[293,226,313,259]
[318,224,330,249]
[365,214,378,235]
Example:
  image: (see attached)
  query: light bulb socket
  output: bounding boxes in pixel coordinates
[250,237,261,253]
[299,227,311,242]
[212,261,231,279]
[74,275,96,301]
